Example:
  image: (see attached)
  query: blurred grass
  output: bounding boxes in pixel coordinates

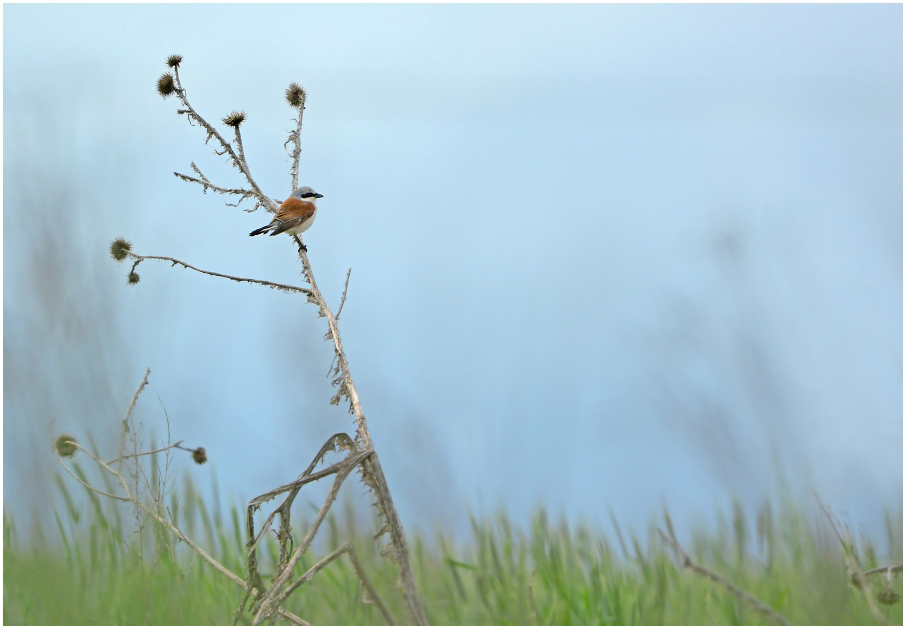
[4,474,902,625]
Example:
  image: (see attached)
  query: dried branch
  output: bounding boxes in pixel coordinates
[241,435,360,620]
[275,542,397,625]
[232,124,250,168]
[252,449,374,625]
[169,66,270,207]
[284,85,307,190]
[56,426,306,625]
[346,543,398,625]
[138,495,308,626]
[107,441,183,466]
[815,496,886,623]
[122,250,310,295]
[336,268,353,319]
[281,543,352,602]
[865,563,904,577]
[658,528,789,625]
[292,235,428,624]
[172,171,259,209]
[118,367,150,472]
[57,451,130,503]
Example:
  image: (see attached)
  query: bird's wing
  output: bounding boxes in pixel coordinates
[276,198,316,222]
[269,199,316,236]
[271,199,315,236]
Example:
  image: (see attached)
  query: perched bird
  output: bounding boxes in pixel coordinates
[250,186,324,239]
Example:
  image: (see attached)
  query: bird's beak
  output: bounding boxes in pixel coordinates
[315,193,324,198]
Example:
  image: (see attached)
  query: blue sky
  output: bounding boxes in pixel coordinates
[4,4,902,546]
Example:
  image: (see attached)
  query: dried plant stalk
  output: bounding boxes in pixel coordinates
[149,56,428,624]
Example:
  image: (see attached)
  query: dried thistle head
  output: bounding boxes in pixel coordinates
[157,72,176,98]
[128,271,140,285]
[877,588,902,606]
[192,447,207,465]
[222,111,247,128]
[54,433,78,458]
[166,54,183,69]
[285,82,306,108]
[110,238,133,261]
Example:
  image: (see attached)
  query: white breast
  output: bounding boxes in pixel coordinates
[285,206,317,235]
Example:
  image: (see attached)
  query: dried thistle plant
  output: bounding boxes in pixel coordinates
[99,55,427,625]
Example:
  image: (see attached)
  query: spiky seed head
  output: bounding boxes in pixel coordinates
[877,589,901,605]
[157,72,176,98]
[222,111,246,128]
[54,434,78,458]
[192,447,207,465]
[285,83,306,108]
[166,54,183,69]
[128,271,140,285]
[110,238,132,261]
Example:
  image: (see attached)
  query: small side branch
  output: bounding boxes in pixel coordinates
[815,496,886,623]
[658,528,789,625]
[172,171,259,209]
[124,250,310,295]
[107,440,185,466]
[336,268,353,319]
[281,544,352,602]
[865,563,904,577]
[118,368,151,471]
[277,542,397,626]
[346,543,397,625]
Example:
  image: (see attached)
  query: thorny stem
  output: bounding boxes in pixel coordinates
[126,251,310,295]
[172,171,257,208]
[118,367,150,473]
[293,236,428,624]
[287,102,305,190]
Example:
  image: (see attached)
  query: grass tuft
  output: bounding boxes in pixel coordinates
[4,482,902,625]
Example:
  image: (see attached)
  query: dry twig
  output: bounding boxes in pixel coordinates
[55,379,307,626]
[815,496,887,623]
[658,527,789,625]
[122,250,310,295]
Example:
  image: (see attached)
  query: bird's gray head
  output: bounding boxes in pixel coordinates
[290,186,324,200]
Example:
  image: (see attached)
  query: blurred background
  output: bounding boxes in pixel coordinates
[3,4,902,546]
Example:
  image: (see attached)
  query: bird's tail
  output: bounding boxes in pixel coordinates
[249,225,270,237]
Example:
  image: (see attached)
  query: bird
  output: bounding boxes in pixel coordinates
[249,186,324,241]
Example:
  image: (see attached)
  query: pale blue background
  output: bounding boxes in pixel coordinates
[4,4,902,546]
